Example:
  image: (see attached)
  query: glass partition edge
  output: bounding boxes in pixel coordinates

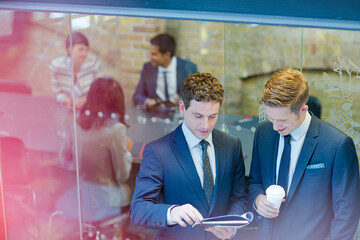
[1,1,360,31]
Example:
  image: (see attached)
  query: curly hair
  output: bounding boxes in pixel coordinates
[180,72,224,109]
[260,67,309,113]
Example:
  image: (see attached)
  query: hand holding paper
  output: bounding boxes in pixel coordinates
[192,212,253,229]
[170,204,203,227]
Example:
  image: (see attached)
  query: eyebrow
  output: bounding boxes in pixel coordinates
[192,112,219,117]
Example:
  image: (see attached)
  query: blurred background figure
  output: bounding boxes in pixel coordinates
[132,33,197,110]
[55,77,133,224]
[50,32,104,110]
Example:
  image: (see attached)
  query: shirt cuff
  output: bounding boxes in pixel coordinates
[253,201,263,221]
[253,202,259,213]
[166,205,178,226]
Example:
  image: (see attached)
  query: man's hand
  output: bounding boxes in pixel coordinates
[145,98,156,108]
[255,194,283,218]
[63,97,73,109]
[170,204,203,227]
[205,227,235,240]
[172,94,179,106]
[126,136,133,152]
[75,96,87,110]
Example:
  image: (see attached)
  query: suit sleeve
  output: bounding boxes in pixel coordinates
[326,136,360,240]
[129,144,173,228]
[227,137,248,215]
[132,64,149,106]
[248,127,266,207]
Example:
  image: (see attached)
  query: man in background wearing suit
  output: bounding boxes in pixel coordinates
[132,33,197,110]
[130,72,247,240]
[249,67,360,240]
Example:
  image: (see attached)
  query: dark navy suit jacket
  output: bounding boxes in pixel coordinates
[249,113,360,240]
[130,125,247,240]
[132,57,197,106]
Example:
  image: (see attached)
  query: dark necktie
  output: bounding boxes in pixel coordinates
[162,71,169,101]
[200,140,214,206]
[278,134,291,193]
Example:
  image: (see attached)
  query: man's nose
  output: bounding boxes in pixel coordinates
[272,121,280,131]
[203,118,209,129]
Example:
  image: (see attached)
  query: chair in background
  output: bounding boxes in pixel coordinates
[307,95,321,119]
[0,136,37,239]
[0,79,32,95]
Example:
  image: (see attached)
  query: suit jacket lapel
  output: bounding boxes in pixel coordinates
[170,125,209,211]
[209,130,226,214]
[287,117,319,202]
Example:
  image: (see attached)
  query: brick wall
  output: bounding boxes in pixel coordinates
[1,12,360,120]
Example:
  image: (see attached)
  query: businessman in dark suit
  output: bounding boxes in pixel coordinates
[249,67,360,240]
[132,33,197,109]
[130,72,247,240]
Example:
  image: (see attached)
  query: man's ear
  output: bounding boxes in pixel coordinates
[164,51,172,59]
[179,100,185,114]
[300,104,308,114]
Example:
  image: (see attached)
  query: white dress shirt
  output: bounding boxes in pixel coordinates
[156,56,177,102]
[276,111,311,193]
[181,122,216,185]
[167,123,216,225]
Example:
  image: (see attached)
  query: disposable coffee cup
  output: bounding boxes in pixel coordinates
[266,185,285,209]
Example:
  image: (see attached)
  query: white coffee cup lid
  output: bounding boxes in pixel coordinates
[266,185,285,196]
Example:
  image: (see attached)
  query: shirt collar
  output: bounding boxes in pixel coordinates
[159,56,176,73]
[290,111,311,141]
[181,123,213,149]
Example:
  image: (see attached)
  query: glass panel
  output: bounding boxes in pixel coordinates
[0,10,81,239]
[0,8,359,240]
[301,28,360,160]
[302,27,360,240]
[65,14,227,239]
[225,24,303,175]
[166,19,227,135]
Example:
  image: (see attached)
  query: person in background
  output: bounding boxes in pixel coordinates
[50,31,104,110]
[249,67,360,240]
[56,77,133,222]
[132,33,197,110]
[130,72,247,240]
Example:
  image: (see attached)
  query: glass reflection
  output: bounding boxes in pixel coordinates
[0,10,82,239]
[0,9,358,240]
[50,31,104,110]
[59,77,133,239]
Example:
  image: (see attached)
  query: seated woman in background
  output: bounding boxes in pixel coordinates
[56,77,133,222]
[50,31,104,110]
